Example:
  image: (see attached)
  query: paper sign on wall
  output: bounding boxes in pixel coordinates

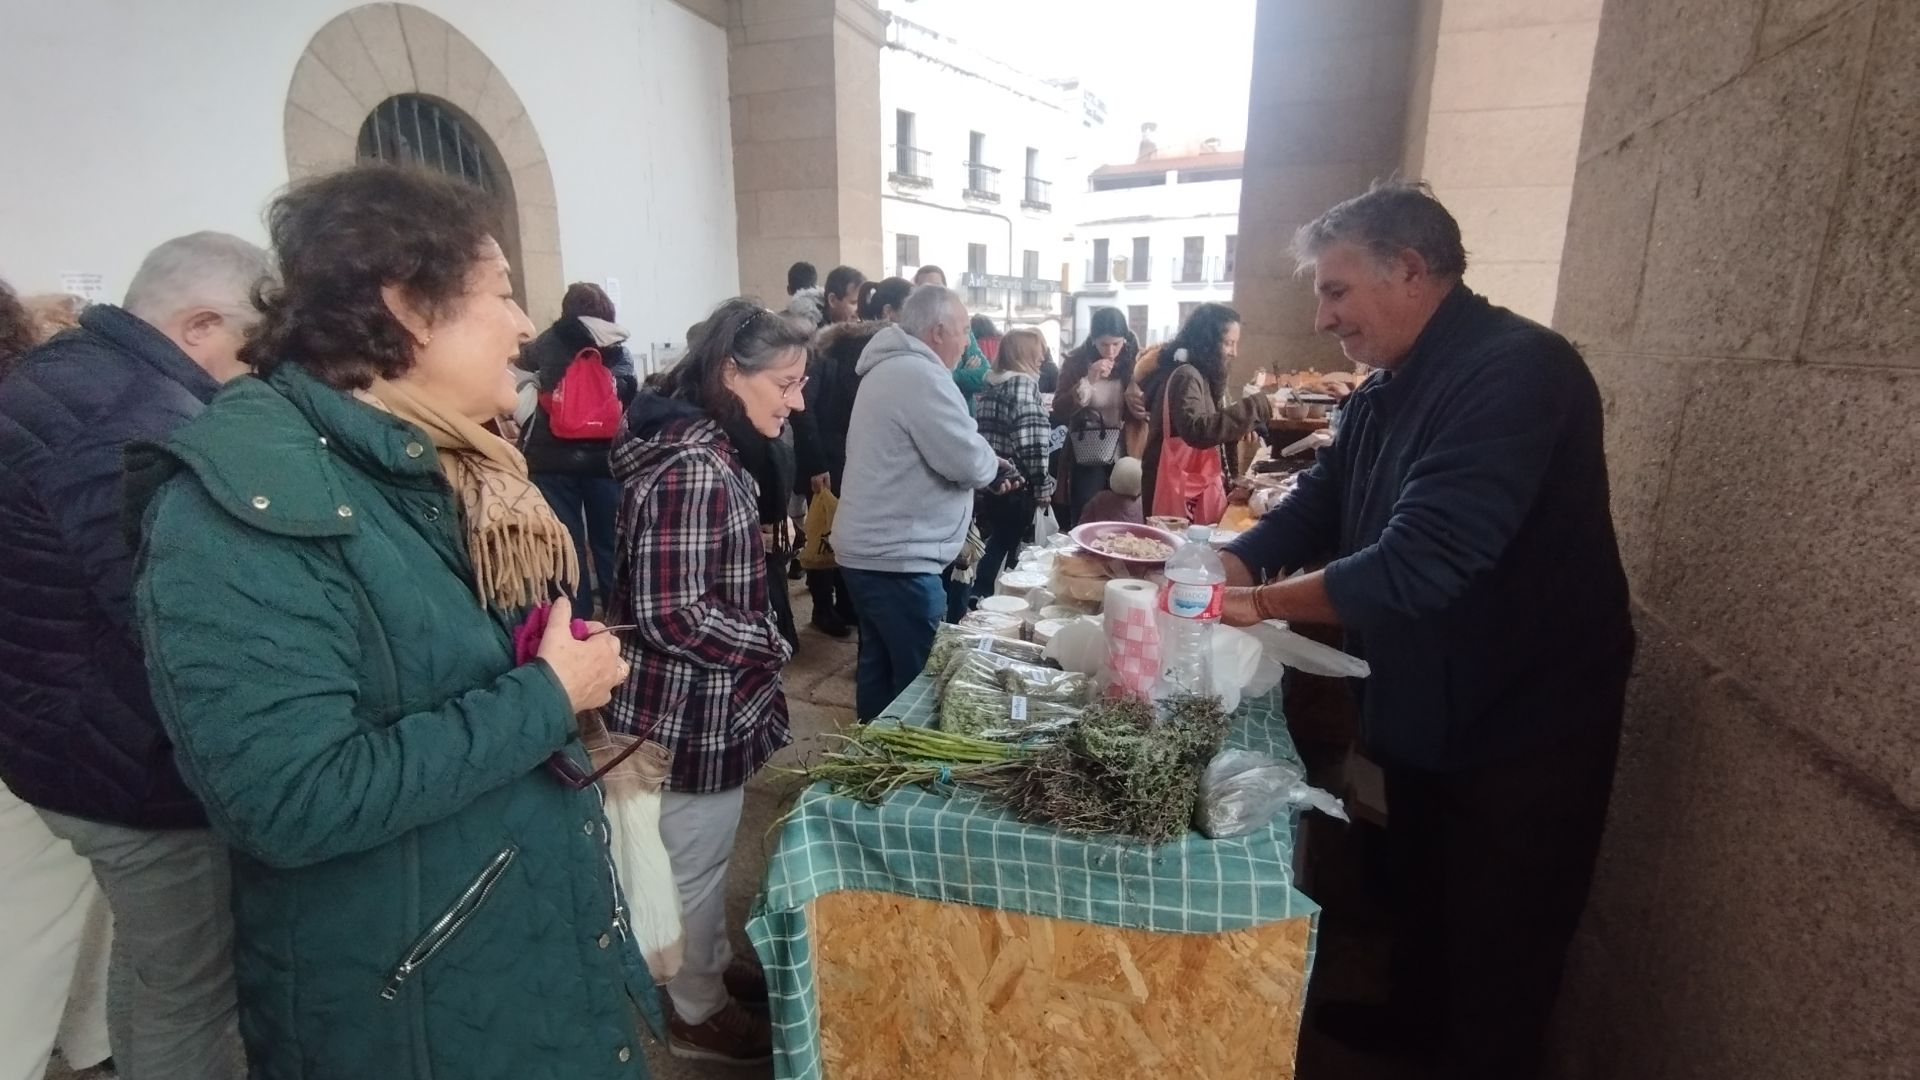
[59,272,105,303]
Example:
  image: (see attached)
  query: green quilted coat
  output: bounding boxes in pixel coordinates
[130,364,662,1079]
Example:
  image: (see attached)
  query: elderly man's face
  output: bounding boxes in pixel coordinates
[920,305,968,368]
[1310,241,1433,370]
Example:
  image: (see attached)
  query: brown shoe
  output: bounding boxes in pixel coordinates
[668,999,771,1065]
[723,955,769,1006]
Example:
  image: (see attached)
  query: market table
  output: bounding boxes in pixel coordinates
[746,677,1321,1080]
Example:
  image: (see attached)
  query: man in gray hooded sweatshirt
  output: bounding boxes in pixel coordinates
[835,285,1012,720]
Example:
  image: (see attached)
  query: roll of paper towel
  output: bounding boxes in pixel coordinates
[1102,578,1161,697]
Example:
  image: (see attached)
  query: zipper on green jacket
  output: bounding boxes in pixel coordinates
[380,845,518,1001]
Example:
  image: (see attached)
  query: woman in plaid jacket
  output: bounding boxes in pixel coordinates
[970,327,1052,597]
[607,298,813,1064]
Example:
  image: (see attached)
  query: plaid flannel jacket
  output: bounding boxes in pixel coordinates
[974,373,1050,487]
[608,410,792,793]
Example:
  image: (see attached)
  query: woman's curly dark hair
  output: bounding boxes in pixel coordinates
[1139,301,1241,403]
[664,297,813,425]
[0,279,36,381]
[243,165,500,390]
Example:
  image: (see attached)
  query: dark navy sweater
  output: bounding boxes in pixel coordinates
[1228,285,1633,772]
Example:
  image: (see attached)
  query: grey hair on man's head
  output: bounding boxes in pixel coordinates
[1291,180,1468,279]
[123,231,275,324]
[899,284,967,338]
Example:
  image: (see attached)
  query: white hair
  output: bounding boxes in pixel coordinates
[898,284,967,340]
[123,231,274,325]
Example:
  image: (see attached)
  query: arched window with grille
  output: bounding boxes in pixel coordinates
[356,94,525,304]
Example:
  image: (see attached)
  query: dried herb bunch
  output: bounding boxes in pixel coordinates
[999,694,1231,843]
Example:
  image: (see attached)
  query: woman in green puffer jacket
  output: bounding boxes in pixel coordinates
[130,166,662,1079]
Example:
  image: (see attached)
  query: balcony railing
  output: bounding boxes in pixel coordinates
[1022,176,1052,210]
[890,145,932,187]
[963,162,1001,202]
[1174,256,1234,285]
[1085,259,1112,285]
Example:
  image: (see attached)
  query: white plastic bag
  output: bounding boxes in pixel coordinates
[1032,503,1058,549]
[1043,615,1107,677]
[1209,625,1265,713]
[1245,620,1371,678]
[580,715,684,983]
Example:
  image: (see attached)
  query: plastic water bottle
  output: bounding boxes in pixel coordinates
[1156,525,1225,700]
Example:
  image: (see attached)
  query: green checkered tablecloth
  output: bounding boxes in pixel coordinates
[746,677,1320,1080]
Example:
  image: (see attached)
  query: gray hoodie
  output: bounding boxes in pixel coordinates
[834,325,998,575]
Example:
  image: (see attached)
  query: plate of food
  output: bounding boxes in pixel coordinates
[1068,521,1181,567]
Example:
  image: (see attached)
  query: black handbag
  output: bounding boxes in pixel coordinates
[1068,407,1120,466]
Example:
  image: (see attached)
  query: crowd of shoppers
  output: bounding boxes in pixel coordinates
[0,164,1628,1080]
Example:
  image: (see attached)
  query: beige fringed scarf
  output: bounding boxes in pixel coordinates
[365,379,578,610]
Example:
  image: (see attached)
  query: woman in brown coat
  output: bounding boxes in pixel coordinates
[1134,302,1273,524]
[1052,307,1149,527]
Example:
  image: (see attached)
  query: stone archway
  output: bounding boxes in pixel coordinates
[281,4,564,323]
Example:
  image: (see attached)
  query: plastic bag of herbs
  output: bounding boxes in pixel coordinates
[937,649,1092,741]
[996,694,1234,844]
[923,622,1053,680]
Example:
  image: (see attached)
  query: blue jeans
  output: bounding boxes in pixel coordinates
[532,474,620,614]
[839,568,945,721]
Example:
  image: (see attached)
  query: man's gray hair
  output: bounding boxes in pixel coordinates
[123,231,274,324]
[1291,180,1468,278]
[899,284,967,339]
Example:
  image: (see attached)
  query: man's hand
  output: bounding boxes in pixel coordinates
[810,472,830,495]
[1222,586,1265,627]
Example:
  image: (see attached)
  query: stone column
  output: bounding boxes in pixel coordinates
[728,0,885,306]
[1401,0,1601,324]
[1232,0,1417,379]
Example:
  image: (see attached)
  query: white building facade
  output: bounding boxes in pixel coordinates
[1067,149,1242,348]
[877,14,1099,338]
[0,0,738,366]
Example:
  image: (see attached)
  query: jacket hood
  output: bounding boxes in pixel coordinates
[812,319,890,365]
[785,287,826,327]
[612,390,725,480]
[855,324,942,377]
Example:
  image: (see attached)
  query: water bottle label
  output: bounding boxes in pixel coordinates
[1162,581,1223,620]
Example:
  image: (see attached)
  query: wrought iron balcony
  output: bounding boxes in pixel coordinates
[890,145,932,187]
[963,162,1001,202]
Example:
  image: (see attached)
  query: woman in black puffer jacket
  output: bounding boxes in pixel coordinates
[517,283,638,615]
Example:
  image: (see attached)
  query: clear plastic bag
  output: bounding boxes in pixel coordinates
[1194,749,1349,838]
[938,649,1092,740]
[923,622,1052,679]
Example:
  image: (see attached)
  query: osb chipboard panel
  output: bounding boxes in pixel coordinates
[809,890,1312,1079]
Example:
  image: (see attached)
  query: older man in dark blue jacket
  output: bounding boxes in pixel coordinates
[0,232,269,1079]
[1220,184,1632,1080]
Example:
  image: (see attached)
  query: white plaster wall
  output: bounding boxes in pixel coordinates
[877,24,1075,326]
[0,0,736,352]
